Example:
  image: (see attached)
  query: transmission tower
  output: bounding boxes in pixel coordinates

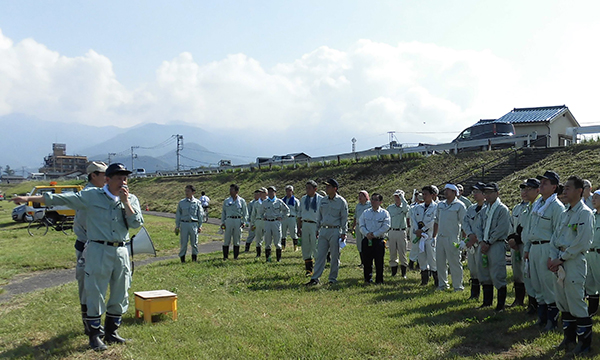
[351,138,357,152]
[131,146,139,170]
[175,134,184,171]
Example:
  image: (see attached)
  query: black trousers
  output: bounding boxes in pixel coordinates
[362,237,385,283]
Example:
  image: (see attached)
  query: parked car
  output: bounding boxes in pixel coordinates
[12,204,27,222]
[453,121,515,143]
[22,184,84,222]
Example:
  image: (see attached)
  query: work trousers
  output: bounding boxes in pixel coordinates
[511,243,524,283]
[264,220,282,250]
[76,245,87,305]
[388,229,408,267]
[436,235,463,290]
[312,228,342,283]
[253,220,265,248]
[85,241,131,317]
[529,242,556,304]
[478,241,507,289]
[466,245,479,280]
[417,237,437,271]
[224,218,243,246]
[585,251,600,295]
[179,222,199,257]
[555,253,588,318]
[281,216,298,240]
[246,225,255,244]
[362,238,386,283]
[301,222,318,260]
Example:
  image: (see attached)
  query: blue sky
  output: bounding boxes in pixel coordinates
[1,1,598,157]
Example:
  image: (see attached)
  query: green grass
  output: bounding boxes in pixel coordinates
[0,247,582,359]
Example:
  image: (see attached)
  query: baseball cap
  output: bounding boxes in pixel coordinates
[519,178,540,189]
[536,170,560,185]
[471,182,486,191]
[86,161,108,174]
[483,182,499,192]
[323,178,339,188]
[285,185,294,191]
[393,189,405,197]
[267,186,277,192]
[105,163,132,177]
[444,184,458,193]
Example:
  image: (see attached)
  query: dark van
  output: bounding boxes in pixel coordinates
[453,121,515,143]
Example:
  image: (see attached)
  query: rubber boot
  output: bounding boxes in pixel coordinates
[358,252,364,268]
[180,255,185,263]
[265,248,272,262]
[87,317,107,351]
[544,303,559,332]
[400,265,407,278]
[431,271,439,288]
[327,252,331,263]
[527,296,538,315]
[191,254,197,262]
[276,248,282,262]
[555,312,576,351]
[495,286,507,312]
[81,304,90,335]
[256,247,261,258]
[479,284,494,308]
[222,246,229,260]
[588,294,599,316]
[308,259,314,275]
[537,303,548,328]
[420,270,429,286]
[281,238,286,251]
[293,239,298,252]
[573,316,593,354]
[304,259,313,276]
[233,245,240,260]
[508,282,525,307]
[245,242,251,253]
[408,260,415,271]
[104,313,127,345]
[391,266,398,277]
[469,279,480,300]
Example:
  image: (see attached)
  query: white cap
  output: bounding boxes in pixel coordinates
[444,184,459,193]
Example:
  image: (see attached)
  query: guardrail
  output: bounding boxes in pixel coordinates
[140,132,538,178]
[568,126,600,143]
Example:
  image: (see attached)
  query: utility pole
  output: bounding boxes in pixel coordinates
[131,146,139,171]
[175,134,183,171]
[108,153,117,164]
[351,138,356,153]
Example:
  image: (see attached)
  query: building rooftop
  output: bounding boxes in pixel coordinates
[495,105,568,124]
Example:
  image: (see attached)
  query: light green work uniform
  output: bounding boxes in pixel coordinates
[281,196,300,241]
[520,200,537,297]
[251,199,265,248]
[221,196,248,247]
[550,200,594,318]
[479,199,511,289]
[410,202,438,271]
[246,199,258,244]
[462,202,486,280]
[73,182,94,305]
[459,195,473,209]
[44,187,143,317]
[175,196,203,257]
[510,202,528,283]
[298,193,323,260]
[311,194,349,283]
[585,212,600,295]
[260,197,289,249]
[354,202,371,252]
[525,196,564,304]
[435,198,467,290]
[387,198,410,267]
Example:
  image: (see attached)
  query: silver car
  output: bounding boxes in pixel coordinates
[12,204,27,222]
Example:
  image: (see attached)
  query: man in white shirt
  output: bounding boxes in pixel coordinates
[359,193,391,284]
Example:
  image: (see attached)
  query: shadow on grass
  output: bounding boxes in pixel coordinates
[0,330,87,359]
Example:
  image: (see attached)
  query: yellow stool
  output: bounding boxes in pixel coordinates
[134,290,178,323]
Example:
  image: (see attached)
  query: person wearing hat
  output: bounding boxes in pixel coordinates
[583,179,593,209]
[548,176,594,353]
[353,190,371,268]
[431,185,440,203]
[72,161,107,335]
[407,190,424,271]
[306,178,348,285]
[457,184,472,209]
[244,189,261,252]
[250,188,268,257]
[387,189,410,278]
[175,185,203,263]
[433,184,467,291]
[259,186,290,262]
[524,170,565,331]
[220,184,249,260]
[462,182,487,300]
[12,163,143,351]
[585,190,600,318]
[477,182,511,311]
[410,185,439,287]
[359,193,391,284]
[518,178,542,315]
[297,180,324,276]
[281,185,301,251]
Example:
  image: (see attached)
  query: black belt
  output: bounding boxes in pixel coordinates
[321,225,339,229]
[92,240,126,247]
[181,220,198,223]
[303,220,316,223]
[391,228,406,231]
[228,216,242,219]
[265,219,278,222]
[531,240,550,245]
[590,248,600,253]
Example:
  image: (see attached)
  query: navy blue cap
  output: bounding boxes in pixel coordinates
[536,170,560,185]
[105,163,132,177]
[483,182,499,192]
[323,178,339,188]
[471,182,486,191]
[519,178,540,189]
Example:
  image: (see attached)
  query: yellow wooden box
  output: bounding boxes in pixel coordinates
[134,290,178,323]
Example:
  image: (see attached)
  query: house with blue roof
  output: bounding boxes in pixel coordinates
[478,105,579,147]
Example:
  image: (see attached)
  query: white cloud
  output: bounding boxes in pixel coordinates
[0,28,519,148]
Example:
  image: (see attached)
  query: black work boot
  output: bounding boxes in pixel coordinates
[408,260,415,271]
[588,294,599,316]
[537,303,548,328]
[400,265,407,278]
[420,270,429,286]
[81,304,90,335]
[233,245,240,259]
[555,312,576,351]
[104,313,127,345]
[222,246,229,260]
[180,255,185,263]
[293,238,298,251]
[478,284,494,309]
[87,317,107,351]
[358,252,364,268]
[544,303,559,332]
[327,252,331,263]
[304,259,313,276]
[281,238,286,250]
[495,286,507,312]
[391,266,398,277]
[276,248,282,262]
[265,248,272,262]
[191,254,197,262]
[431,271,439,288]
[469,279,480,300]
[573,316,593,354]
[508,282,525,307]
[245,242,251,253]
[256,247,261,258]
[308,259,314,275]
[527,296,538,315]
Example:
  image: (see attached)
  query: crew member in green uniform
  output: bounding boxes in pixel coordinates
[175,185,203,263]
[220,184,249,260]
[387,189,410,278]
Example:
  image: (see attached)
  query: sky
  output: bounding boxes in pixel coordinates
[1,0,599,159]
